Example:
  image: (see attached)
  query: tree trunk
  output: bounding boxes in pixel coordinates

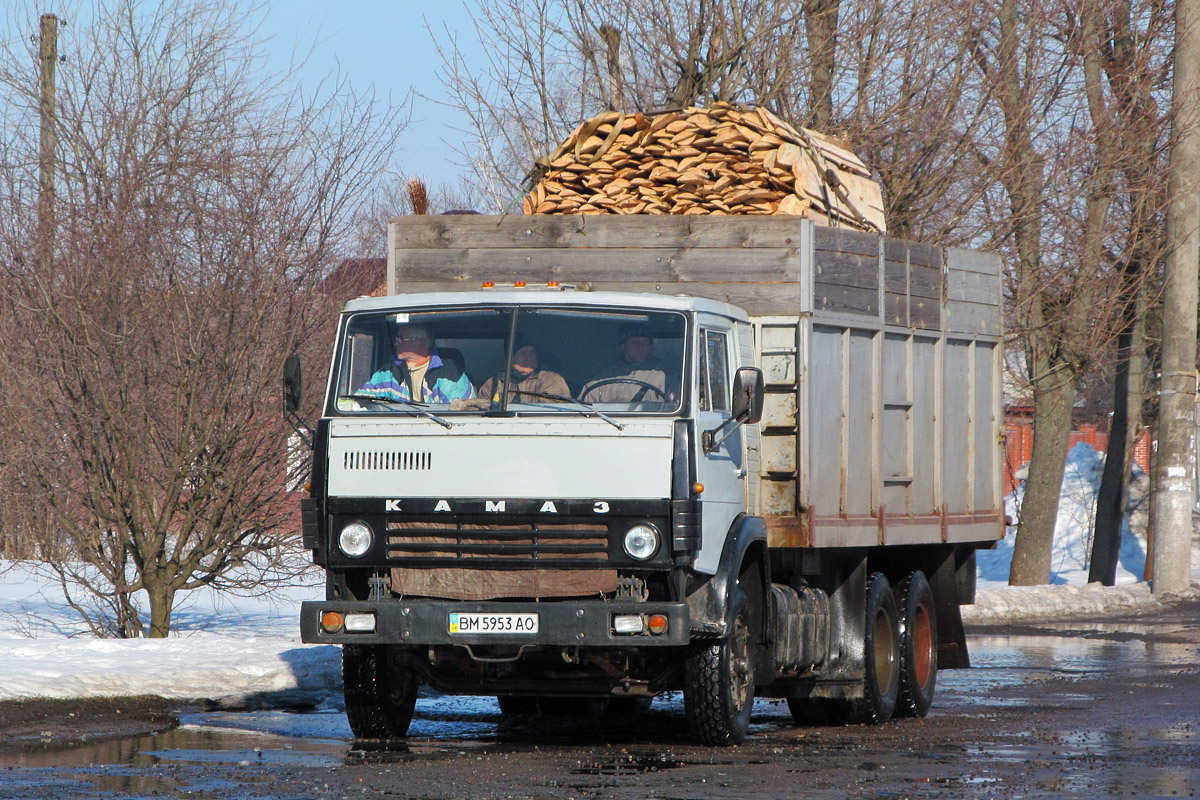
[1010,373,1075,585]
[804,0,839,129]
[1090,324,1134,584]
[146,581,176,639]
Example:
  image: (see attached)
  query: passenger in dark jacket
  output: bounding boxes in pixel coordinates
[478,345,569,403]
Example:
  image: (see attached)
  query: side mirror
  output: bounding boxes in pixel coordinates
[283,355,303,414]
[703,367,765,453]
[731,367,765,424]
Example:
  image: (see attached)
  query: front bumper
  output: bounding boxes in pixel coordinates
[300,599,691,647]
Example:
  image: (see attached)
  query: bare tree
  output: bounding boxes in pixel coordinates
[968,0,1148,585]
[0,0,403,637]
[1089,0,1171,585]
[432,0,805,206]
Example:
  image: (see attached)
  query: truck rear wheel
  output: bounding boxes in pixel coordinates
[847,572,900,725]
[684,584,756,745]
[895,570,938,717]
[342,644,418,739]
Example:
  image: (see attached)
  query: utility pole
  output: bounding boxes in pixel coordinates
[1153,0,1200,595]
[37,13,58,272]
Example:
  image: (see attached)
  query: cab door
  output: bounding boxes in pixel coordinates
[692,316,746,575]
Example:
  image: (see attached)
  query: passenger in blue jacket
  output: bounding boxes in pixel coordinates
[357,325,475,404]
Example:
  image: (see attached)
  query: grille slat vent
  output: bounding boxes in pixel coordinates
[343,451,432,471]
[386,521,610,566]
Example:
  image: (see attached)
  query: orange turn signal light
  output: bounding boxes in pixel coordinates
[514,280,527,288]
[693,483,704,495]
[321,611,344,633]
[482,280,495,288]
[648,614,669,635]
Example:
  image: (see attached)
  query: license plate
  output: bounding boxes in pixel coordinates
[448,612,539,634]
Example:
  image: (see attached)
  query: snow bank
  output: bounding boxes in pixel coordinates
[0,633,340,705]
[0,560,338,706]
[962,581,1195,624]
[969,441,1200,621]
[979,442,1149,588]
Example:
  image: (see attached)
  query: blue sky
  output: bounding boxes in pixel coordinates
[259,1,477,187]
[2,1,480,187]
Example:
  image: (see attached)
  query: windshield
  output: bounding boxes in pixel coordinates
[332,305,687,416]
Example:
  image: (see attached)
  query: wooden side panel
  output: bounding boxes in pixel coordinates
[942,340,972,514]
[881,333,910,513]
[973,342,999,512]
[390,213,813,250]
[808,326,845,513]
[908,241,942,331]
[389,216,815,317]
[814,227,879,318]
[846,331,875,516]
[945,246,1002,336]
[911,335,939,515]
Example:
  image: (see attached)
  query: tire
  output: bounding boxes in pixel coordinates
[894,570,938,718]
[684,584,757,746]
[846,572,900,725]
[496,695,540,715]
[342,644,419,739]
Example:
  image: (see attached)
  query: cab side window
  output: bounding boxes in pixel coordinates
[699,329,730,413]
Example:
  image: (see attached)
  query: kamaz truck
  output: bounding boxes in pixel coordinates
[288,215,1003,745]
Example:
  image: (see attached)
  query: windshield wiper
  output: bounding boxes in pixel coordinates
[507,391,625,431]
[340,393,454,429]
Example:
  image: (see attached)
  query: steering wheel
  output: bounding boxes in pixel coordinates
[580,378,668,402]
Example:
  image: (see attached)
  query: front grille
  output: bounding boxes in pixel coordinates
[386,520,610,568]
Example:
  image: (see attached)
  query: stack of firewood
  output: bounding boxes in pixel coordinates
[523,103,886,233]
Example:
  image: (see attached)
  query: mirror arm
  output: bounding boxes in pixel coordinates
[702,409,749,453]
[286,408,315,451]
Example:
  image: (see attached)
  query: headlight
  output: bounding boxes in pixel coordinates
[623,523,660,560]
[338,521,373,557]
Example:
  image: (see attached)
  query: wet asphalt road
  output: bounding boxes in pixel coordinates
[1,604,1198,800]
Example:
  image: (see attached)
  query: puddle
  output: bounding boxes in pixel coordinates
[571,754,694,775]
[0,725,347,770]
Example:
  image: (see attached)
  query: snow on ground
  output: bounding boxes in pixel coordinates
[0,562,340,706]
[965,442,1200,623]
[0,441,1196,704]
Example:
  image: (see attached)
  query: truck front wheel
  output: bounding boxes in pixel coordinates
[684,584,756,745]
[342,644,418,739]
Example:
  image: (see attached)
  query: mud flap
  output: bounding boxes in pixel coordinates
[685,515,768,638]
[930,549,970,669]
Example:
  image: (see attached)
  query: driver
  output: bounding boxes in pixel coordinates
[580,324,668,403]
[358,324,475,403]
[478,343,569,404]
